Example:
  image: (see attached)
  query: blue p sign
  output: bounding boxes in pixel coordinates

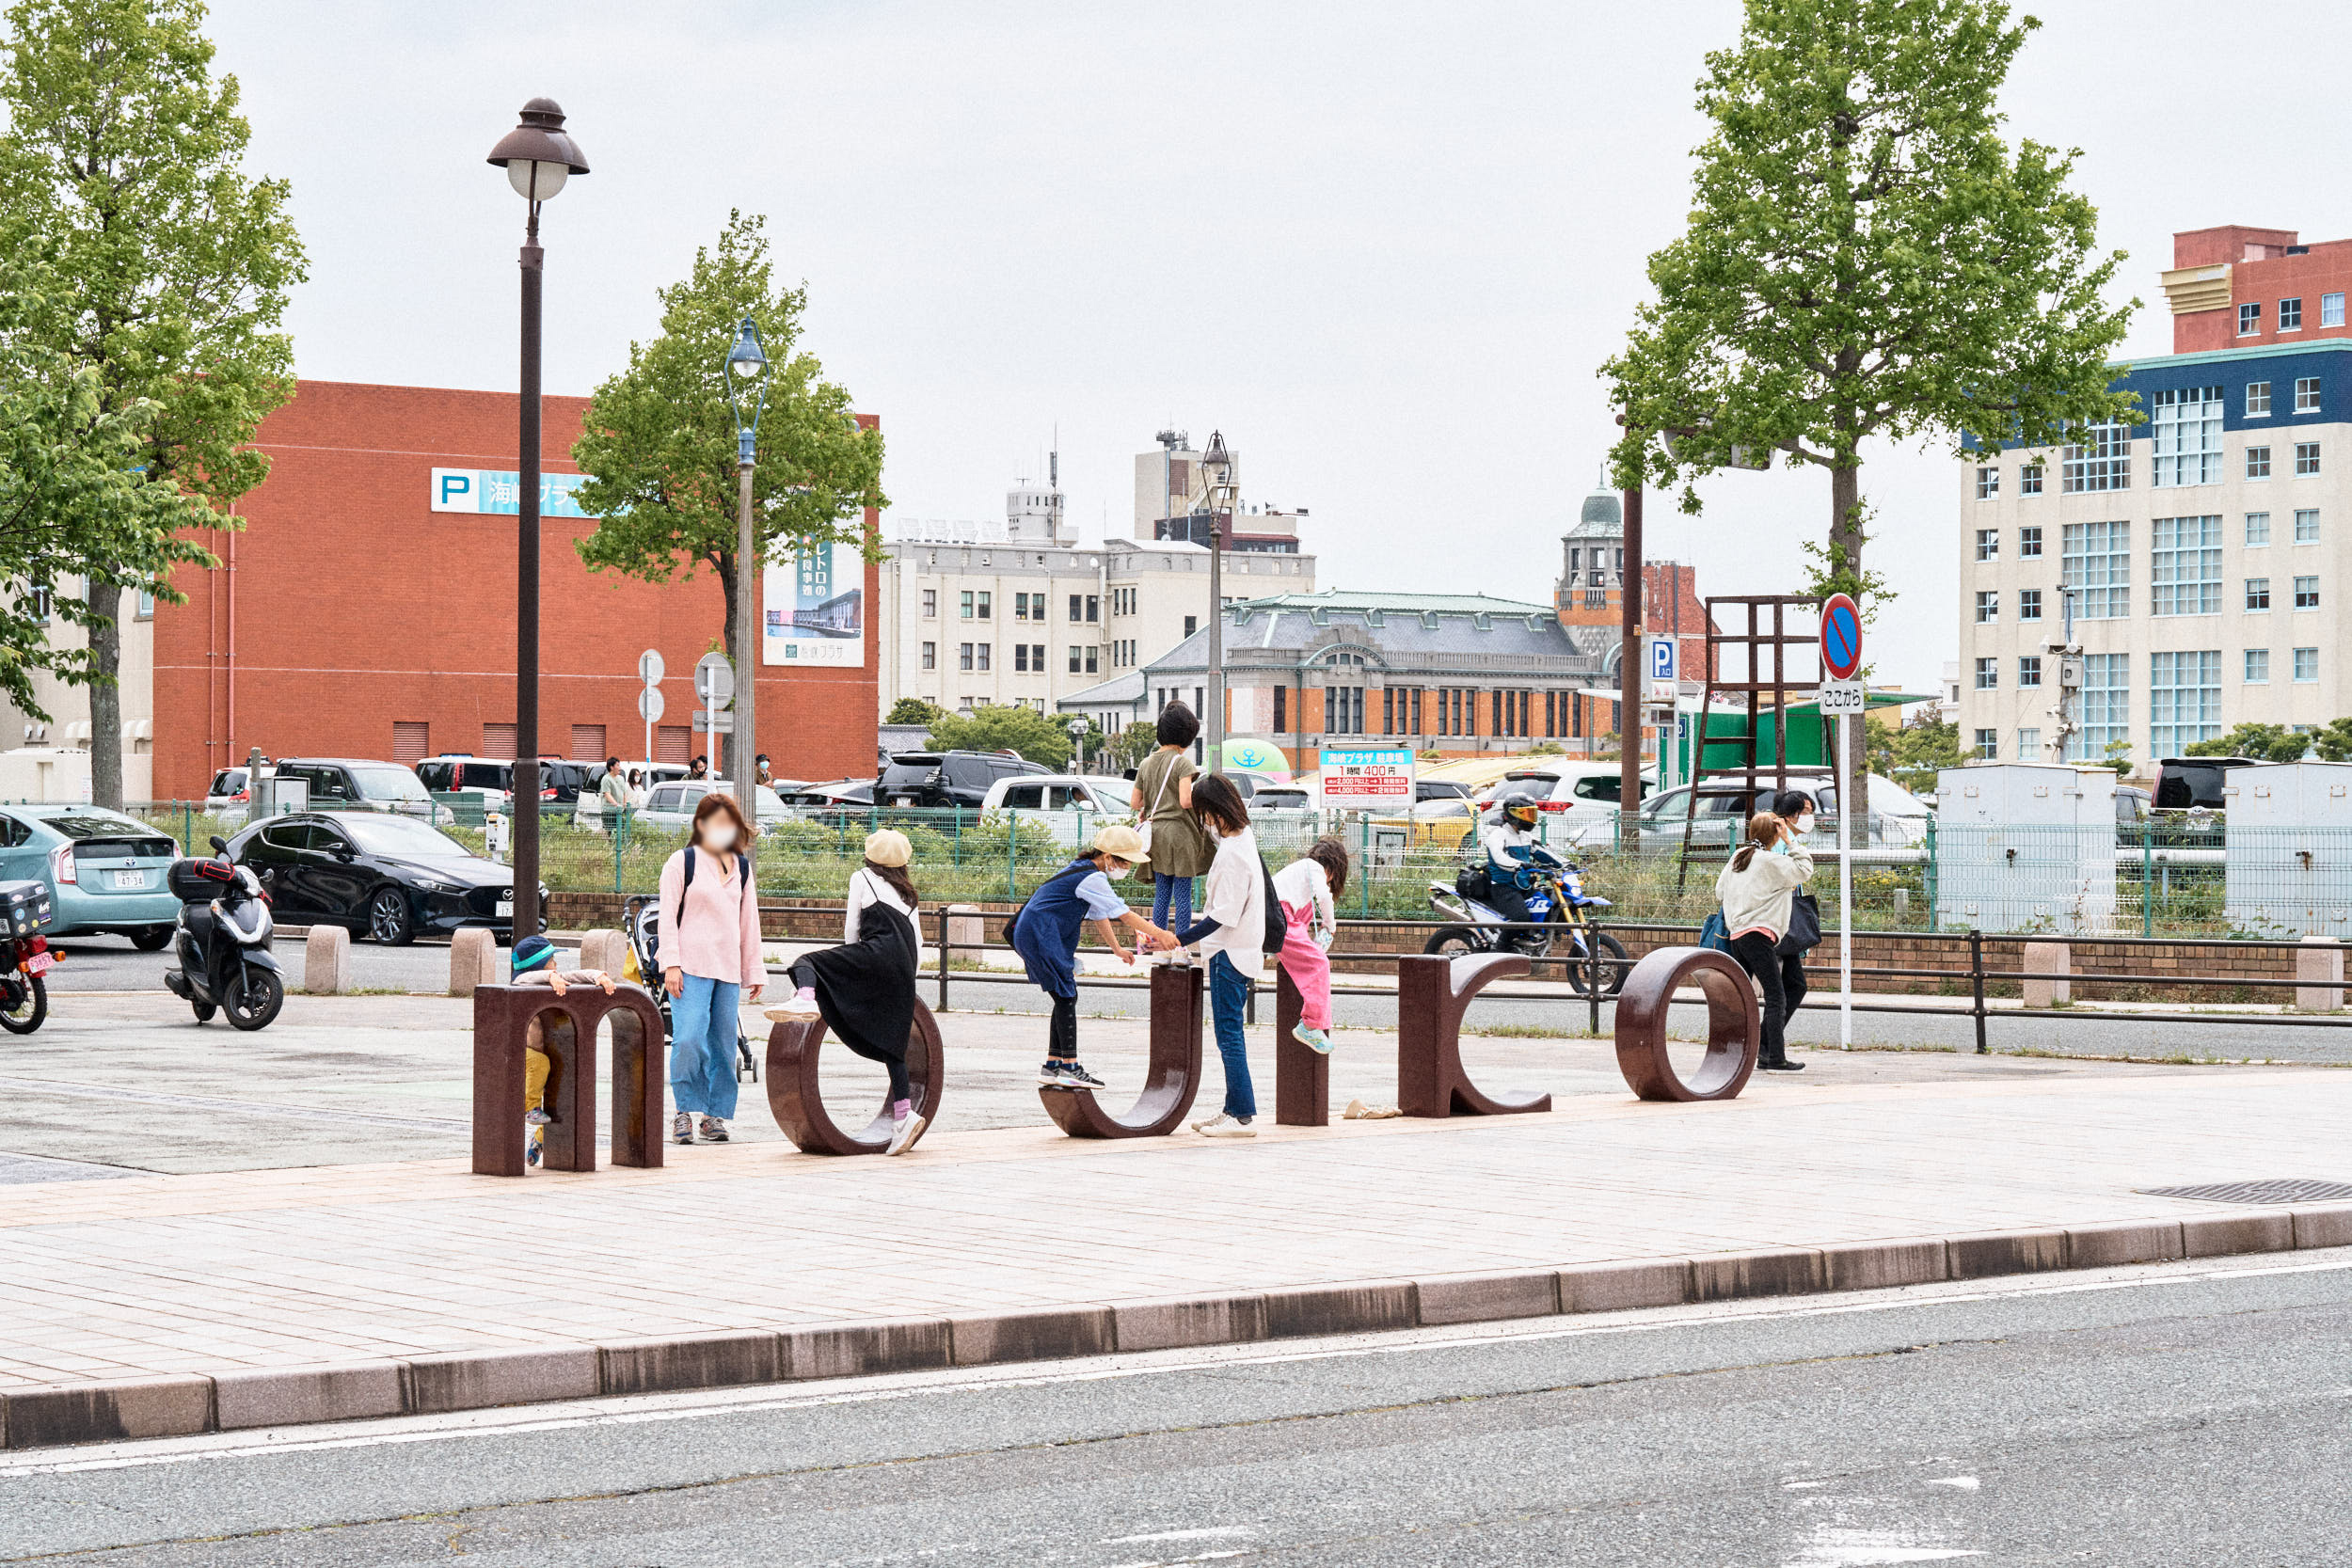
[437,471,472,509]
[1648,638,1677,681]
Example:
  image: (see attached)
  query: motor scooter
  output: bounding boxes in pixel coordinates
[1425,860,1628,996]
[0,879,57,1035]
[163,836,286,1031]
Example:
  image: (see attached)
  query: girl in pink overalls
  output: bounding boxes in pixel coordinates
[1272,839,1350,1053]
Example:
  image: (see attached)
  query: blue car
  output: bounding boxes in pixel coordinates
[0,804,182,948]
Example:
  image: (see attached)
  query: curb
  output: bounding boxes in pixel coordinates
[8,1204,2350,1451]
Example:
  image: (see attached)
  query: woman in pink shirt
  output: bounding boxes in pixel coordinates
[655,794,768,1144]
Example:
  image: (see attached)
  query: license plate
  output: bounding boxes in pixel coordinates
[24,952,54,975]
[496,897,514,916]
[110,869,149,889]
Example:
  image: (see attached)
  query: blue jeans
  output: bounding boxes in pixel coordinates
[669,974,741,1119]
[1207,952,1257,1118]
[1152,872,1193,934]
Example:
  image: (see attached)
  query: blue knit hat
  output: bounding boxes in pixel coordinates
[511,933,556,974]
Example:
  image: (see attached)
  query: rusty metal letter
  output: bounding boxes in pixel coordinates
[1395,954,1551,1117]
[766,999,946,1155]
[1612,945,1758,1101]
[471,982,668,1175]
[1041,963,1203,1137]
[1273,964,1327,1127]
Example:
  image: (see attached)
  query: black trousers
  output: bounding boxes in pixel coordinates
[1048,992,1078,1062]
[789,958,912,1102]
[1730,932,1791,1064]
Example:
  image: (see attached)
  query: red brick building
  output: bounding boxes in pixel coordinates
[2163,224,2352,352]
[153,380,880,800]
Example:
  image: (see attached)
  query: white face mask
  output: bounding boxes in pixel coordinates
[1104,862,1131,880]
[701,823,738,852]
[1795,814,1817,834]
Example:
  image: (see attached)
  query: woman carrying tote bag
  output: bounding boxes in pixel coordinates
[1712,810,1814,1073]
[1129,701,1216,941]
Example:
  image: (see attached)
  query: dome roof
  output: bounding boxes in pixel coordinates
[1568,478,1621,537]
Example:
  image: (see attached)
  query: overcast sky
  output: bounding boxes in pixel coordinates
[201,0,2352,693]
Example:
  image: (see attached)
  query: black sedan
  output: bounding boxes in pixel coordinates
[226,811,548,944]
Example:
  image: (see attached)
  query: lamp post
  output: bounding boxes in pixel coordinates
[724,316,771,833]
[1200,431,1235,768]
[1067,716,1088,774]
[486,98,588,939]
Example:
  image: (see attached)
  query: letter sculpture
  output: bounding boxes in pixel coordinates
[471,982,668,1176]
[1396,954,1551,1117]
[765,1000,946,1155]
[1273,965,1327,1126]
[1040,962,1203,1137]
[1611,945,1759,1101]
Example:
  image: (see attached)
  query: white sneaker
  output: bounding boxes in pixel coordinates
[886,1111,928,1156]
[1195,1114,1256,1139]
[672,1112,695,1145]
[767,992,821,1022]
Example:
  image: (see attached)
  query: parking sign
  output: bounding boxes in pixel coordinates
[1647,636,1677,702]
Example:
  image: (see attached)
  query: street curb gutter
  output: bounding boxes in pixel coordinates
[8,1205,2352,1450]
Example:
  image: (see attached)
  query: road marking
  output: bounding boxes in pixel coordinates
[1103,1528,1255,1544]
[5,1250,2347,1479]
[1923,1476,1979,1490]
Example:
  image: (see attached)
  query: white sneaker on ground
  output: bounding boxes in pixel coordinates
[886,1112,928,1156]
[1195,1114,1256,1139]
[672,1112,695,1145]
[699,1117,729,1143]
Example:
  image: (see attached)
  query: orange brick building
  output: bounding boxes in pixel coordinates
[151,380,880,800]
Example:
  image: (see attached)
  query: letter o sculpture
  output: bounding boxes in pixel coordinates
[765,1000,946,1155]
[1612,945,1760,1101]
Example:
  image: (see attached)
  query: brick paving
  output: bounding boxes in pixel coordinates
[3,1064,2346,1388]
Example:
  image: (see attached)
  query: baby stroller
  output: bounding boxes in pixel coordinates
[622,894,757,1083]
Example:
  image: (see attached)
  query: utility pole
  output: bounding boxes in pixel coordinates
[1617,484,1645,844]
[2044,582,2082,762]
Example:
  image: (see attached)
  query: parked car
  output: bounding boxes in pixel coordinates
[205,767,254,828]
[1575,771,1933,851]
[779,778,876,812]
[1477,763,1654,835]
[2155,755,2255,812]
[877,751,1048,809]
[270,758,452,823]
[1369,795,1483,849]
[226,810,543,944]
[2117,784,2152,826]
[632,780,792,832]
[979,774,1128,815]
[0,804,181,948]
[414,755,590,815]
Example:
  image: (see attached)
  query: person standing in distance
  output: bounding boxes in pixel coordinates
[1129,702,1214,951]
[1166,775,1267,1138]
[1771,788,1824,1023]
[597,756,630,827]
[1714,811,1813,1072]
[657,794,767,1142]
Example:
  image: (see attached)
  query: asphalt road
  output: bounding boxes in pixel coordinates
[6,1250,2349,1564]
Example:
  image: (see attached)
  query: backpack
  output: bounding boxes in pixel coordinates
[1260,861,1286,956]
[1698,911,1733,954]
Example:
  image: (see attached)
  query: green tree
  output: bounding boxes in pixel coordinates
[1603,0,2135,820]
[927,704,1072,768]
[884,696,946,727]
[1868,710,1964,787]
[2313,719,2352,764]
[2185,722,2308,763]
[1109,720,1158,771]
[0,0,305,806]
[572,211,886,779]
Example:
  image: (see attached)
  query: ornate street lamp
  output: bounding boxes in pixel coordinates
[1066,716,1088,774]
[1199,431,1235,768]
[724,316,771,831]
[485,98,588,938]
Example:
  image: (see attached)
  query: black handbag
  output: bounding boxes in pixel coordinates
[1777,890,1821,955]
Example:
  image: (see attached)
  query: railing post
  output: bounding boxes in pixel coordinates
[1007,816,1018,900]
[1359,813,1372,919]
[936,906,950,1012]
[1968,927,1988,1053]
[1587,916,1602,1036]
[2141,823,2154,937]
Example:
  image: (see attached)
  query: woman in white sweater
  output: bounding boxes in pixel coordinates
[1712,812,1815,1072]
[1167,774,1265,1138]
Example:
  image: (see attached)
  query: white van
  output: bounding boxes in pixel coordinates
[1483,762,1651,834]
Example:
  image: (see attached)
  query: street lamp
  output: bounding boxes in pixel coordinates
[1066,716,1088,774]
[724,316,771,833]
[1199,431,1235,769]
[486,97,588,939]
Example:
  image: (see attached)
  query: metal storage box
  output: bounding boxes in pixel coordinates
[1933,764,2117,933]
[0,878,51,935]
[2222,761,2352,937]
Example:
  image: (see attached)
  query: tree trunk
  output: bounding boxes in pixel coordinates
[86,579,123,810]
[1829,462,1868,829]
[715,549,744,784]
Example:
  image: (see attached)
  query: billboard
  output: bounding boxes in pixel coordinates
[762,541,866,668]
[429,468,594,518]
[1319,747,1415,809]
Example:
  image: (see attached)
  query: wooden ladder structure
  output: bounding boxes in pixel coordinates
[1676,594,1831,884]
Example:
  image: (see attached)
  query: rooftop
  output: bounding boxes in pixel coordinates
[1232,589,1553,619]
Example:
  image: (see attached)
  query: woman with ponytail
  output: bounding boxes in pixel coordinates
[1713,810,1815,1072]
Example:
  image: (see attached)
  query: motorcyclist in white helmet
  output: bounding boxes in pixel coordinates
[1480,794,1564,947]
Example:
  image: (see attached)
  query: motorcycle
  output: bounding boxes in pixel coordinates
[0,878,58,1035]
[1425,859,1628,997]
[163,836,286,1031]
[621,893,756,1082]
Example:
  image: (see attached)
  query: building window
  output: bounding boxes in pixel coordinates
[960,591,974,619]
[1032,642,1045,671]
[2298,376,2325,413]
[2060,520,2130,618]
[2296,508,2321,543]
[977,591,992,619]
[135,590,154,621]
[2151,386,2224,486]
[2247,381,2272,417]
[1067,645,1081,673]
[958,642,973,671]
[1974,590,1997,623]
[2017,726,2042,758]
[2328,293,2346,328]
[1013,595,1029,623]
[1014,643,1030,672]
[977,643,992,671]
[2245,648,2270,684]
[921,641,936,670]
[2020,463,2043,496]
[1972,728,1997,760]
[1974,528,1998,561]
[1183,615,1197,638]
[2072,654,2130,762]
[2247,445,2272,480]
[2247,511,2271,546]
[1086,595,1099,623]
[2240,302,2262,336]
[1411,689,1424,733]
[1067,594,1082,623]
[1274,685,1288,732]
[2295,647,2320,682]
[922,589,937,619]
[2019,525,2042,558]
[1086,645,1098,673]
[2296,575,2320,610]
[2060,421,2130,492]
[2150,515,2222,615]
[2019,655,2042,688]
[28,585,50,625]
[1975,466,1999,499]
[2296,441,2321,475]
[2281,297,2304,331]
[1382,688,1395,736]
[1973,657,1997,689]
[1325,685,1364,736]
[2247,578,2271,611]
[2150,650,2222,756]
[2019,588,2042,621]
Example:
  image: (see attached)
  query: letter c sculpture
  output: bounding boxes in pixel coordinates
[1611,944,1760,1101]
[765,999,946,1155]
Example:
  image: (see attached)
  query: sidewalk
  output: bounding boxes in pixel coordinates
[4,1052,2348,1423]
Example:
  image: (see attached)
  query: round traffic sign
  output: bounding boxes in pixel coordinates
[638,648,665,687]
[694,650,735,706]
[1820,594,1863,682]
[638,686,665,723]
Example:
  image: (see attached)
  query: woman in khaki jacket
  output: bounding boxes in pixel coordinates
[1713,811,1814,1072]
